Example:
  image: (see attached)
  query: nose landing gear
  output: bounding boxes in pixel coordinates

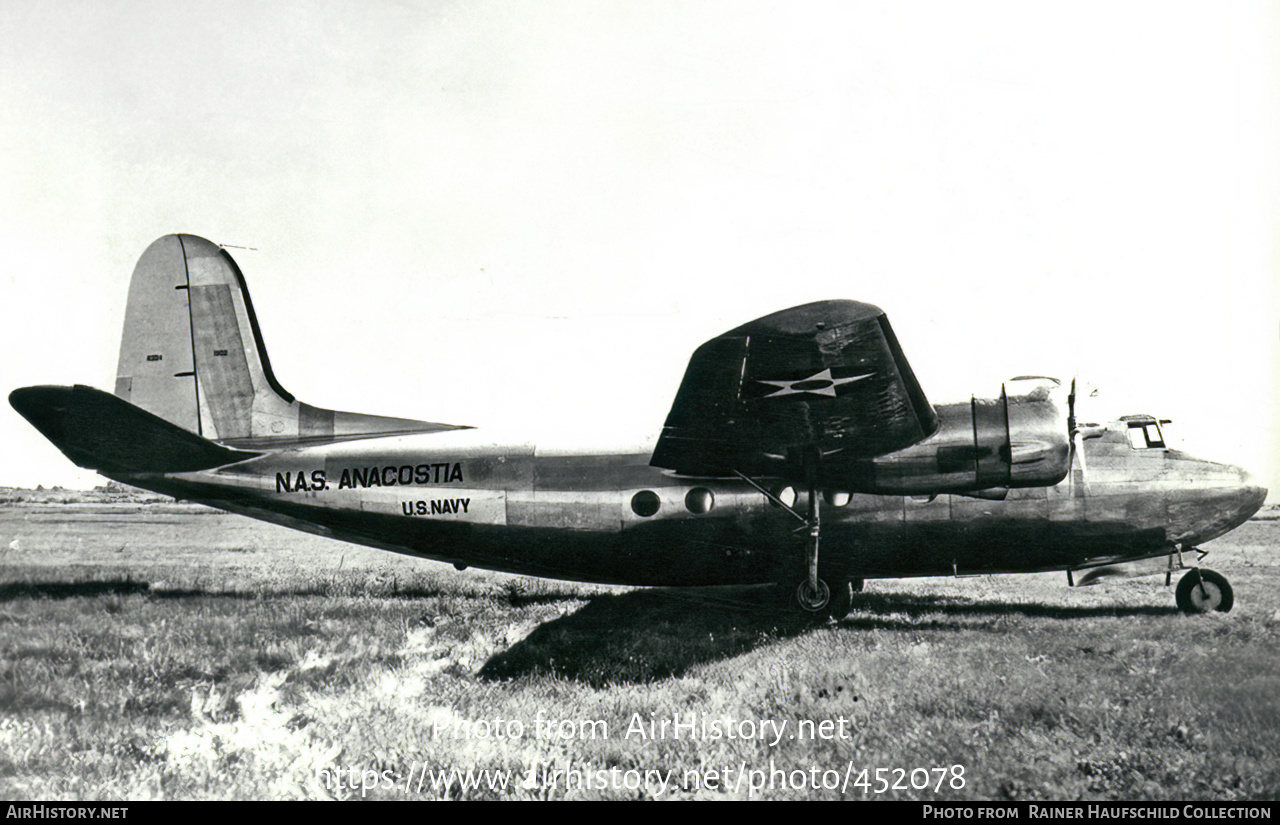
[1175,568,1234,614]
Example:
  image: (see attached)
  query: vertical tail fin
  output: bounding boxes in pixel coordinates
[114,234,464,446]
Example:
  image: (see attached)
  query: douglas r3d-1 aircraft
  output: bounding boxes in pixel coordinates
[10,235,1267,619]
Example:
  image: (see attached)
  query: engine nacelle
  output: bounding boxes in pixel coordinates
[819,377,1071,495]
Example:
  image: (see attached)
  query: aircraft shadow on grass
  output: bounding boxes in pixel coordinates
[0,579,459,602]
[479,585,1178,687]
[0,579,153,601]
[0,578,1178,690]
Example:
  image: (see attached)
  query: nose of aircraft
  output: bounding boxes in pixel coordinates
[1235,469,1268,523]
[1176,463,1267,546]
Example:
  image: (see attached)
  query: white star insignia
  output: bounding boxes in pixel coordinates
[755,368,870,398]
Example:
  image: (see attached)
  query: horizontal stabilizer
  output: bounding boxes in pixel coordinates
[10,385,257,474]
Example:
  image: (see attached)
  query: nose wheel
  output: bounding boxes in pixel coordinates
[1175,568,1233,614]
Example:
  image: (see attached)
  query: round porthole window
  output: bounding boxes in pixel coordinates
[631,490,660,517]
[685,487,714,514]
[769,485,797,509]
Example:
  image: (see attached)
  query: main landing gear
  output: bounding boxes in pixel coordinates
[790,576,863,620]
[1174,568,1234,614]
[738,450,860,621]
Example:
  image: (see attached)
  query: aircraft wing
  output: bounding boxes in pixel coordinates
[651,300,938,477]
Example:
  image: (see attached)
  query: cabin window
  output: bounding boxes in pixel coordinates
[769,485,797,509]
[823,490,852,508]
[1127,422,1165,449]
[685,487,714,514]
[631,490,660,517]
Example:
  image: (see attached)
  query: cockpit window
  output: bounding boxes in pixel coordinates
[1127,422,1165,449]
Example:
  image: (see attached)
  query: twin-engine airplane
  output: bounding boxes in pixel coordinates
[10,235,1266,619]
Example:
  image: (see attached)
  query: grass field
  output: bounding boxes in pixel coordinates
[1,489,1277,800]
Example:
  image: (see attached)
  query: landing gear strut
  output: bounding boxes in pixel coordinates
[735,454,857,621]
[802,449,824,608]
[1175,568,1233,614]
[789,450,856,620]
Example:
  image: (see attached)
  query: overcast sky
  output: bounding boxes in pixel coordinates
[1,1,1276,494]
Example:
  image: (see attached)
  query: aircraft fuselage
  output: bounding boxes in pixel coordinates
[120,417,1264,588]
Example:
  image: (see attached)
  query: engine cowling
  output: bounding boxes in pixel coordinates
[818,377,1071,495]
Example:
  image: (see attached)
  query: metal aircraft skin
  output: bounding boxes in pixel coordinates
[10,235,1266,618]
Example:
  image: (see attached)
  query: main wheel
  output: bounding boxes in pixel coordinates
[1175,569,1234,614]
[792,578,854,620]
[795,578,831,613]
[826,579,854,620]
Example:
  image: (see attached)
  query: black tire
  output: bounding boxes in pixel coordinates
[826,579,854,620]
[789,578,855,620]
[795,578,831,613]
[1175,569,1234,614]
